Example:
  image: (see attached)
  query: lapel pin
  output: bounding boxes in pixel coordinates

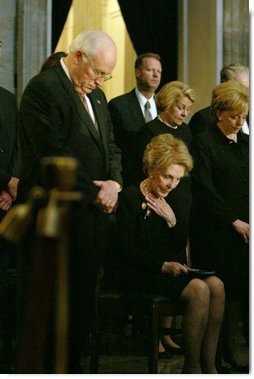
[97,99,101,104]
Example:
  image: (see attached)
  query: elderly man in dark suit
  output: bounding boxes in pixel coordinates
[108,53,162,186]
[18,30,122,373]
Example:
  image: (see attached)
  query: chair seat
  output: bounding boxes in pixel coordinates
[90,289,183,373]
[99,290,180,304]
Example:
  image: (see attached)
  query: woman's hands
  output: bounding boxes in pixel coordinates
[161,261,188,276]
[145,194,176,228]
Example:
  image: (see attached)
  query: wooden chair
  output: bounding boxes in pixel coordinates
[89,283,184,373]
[89,214,191,373]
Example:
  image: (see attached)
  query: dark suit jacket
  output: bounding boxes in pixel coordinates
[188,106,215,136]
[108,89,156,186]
[108,89,146,142]
[17,62,123,366]
[0,86,19,189]
[189,105,249,136]
[18,62,122,266]
[189,126,249,284]
[19,63,122,200]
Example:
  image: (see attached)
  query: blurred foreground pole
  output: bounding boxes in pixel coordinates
[0,157,82,373]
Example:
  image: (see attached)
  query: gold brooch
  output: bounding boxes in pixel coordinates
[141,202,151,219]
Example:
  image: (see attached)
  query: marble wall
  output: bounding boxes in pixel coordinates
[0,0,16,93]
[0,0,51,100]
[16,0,52,101]
[223,0,249,66]
[178,0,249,121]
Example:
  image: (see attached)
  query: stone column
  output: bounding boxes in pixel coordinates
[16,0,52,102]
[223,0,249,66]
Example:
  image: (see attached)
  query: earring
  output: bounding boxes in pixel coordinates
[218,117,222,120]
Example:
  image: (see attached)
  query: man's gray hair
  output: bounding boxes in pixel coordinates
[220,63,249,83]
[69,30,115,56]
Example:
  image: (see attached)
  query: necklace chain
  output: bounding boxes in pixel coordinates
[158,115,178,129]
[140,179,150,196]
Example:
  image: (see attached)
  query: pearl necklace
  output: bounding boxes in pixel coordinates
[158,115,178,129]
[140,179,150,196]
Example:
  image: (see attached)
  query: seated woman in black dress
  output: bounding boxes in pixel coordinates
[116,134,225,374]
[134,80,196,353]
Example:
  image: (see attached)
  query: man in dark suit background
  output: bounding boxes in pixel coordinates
[189,63,249,136]
[0,86,19,212]
[17,30,122,373]
[0,86,19,372]
[108,53,162,186]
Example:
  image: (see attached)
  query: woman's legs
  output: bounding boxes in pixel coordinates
[200,276,225,373]
[180,278,210,373]
[180,276,225,374]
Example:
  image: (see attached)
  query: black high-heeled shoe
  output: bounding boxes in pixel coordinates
[161,341,183,355]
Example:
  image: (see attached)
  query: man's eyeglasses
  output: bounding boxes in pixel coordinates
[82,51,112,82]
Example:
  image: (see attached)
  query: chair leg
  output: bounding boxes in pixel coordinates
[89,317,100,372]
[147,303,159,374]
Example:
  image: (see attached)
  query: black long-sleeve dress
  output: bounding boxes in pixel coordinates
[116,185,193,300]
[189,125,249,299]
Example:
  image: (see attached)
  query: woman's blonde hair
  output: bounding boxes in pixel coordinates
[155,81,196,112]
[211,80,249,117]
[143,134,193,176]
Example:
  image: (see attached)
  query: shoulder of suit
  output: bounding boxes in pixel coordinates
[194,124,216,141]
[239,131,249,142]
[108,88,136,105]
[192,106,212,119]
[0,86,15,99]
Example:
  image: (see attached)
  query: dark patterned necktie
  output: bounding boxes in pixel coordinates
[144,101,153,122]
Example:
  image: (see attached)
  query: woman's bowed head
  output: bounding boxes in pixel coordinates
[140,134,193,225]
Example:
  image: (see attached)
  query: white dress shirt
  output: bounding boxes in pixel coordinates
[135,88,157,120]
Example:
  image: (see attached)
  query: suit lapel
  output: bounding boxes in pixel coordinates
[56,66,102,144]
[128,90,146,125]
[88,91,108,149]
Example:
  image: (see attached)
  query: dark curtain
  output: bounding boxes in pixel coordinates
[118,0,178,87]
[51,0,73,51]
[50,0,178,84]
